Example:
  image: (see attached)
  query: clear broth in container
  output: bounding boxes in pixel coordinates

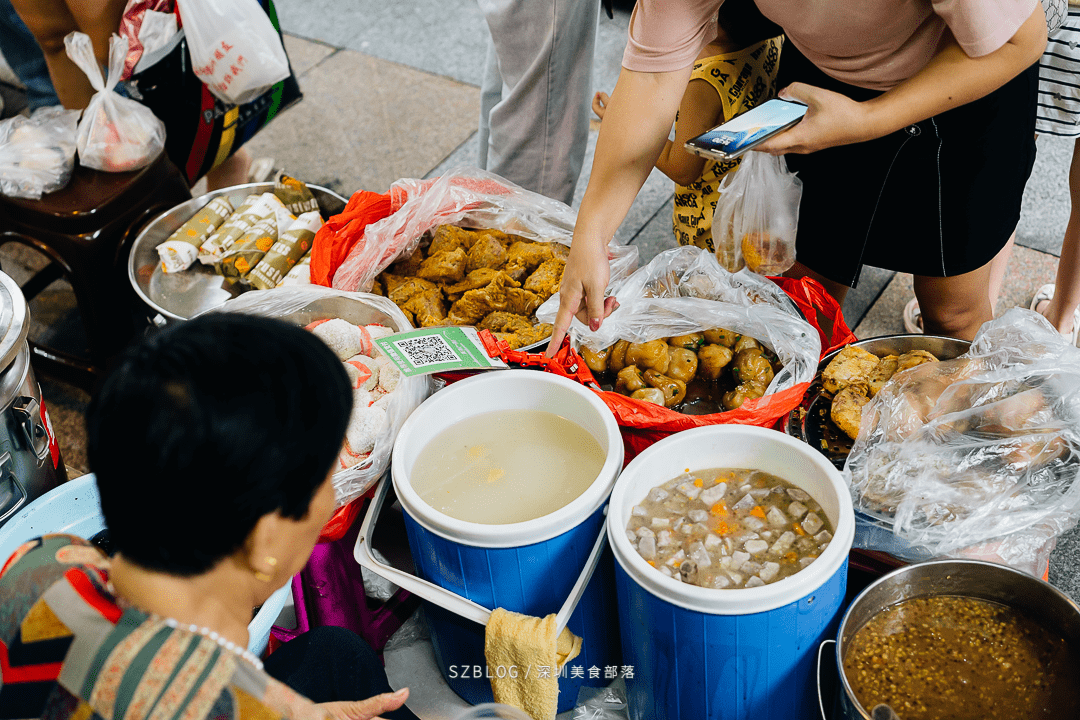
[410,409,605,524]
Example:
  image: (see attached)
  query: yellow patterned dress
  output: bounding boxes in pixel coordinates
[672,36,783,252]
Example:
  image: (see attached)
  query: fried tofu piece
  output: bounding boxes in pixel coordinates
[506,241,555,273]
[831,382,871,440]
[448,274,511,325]
[416,248,467,283]
[390,250,425,276]
[369,277,385,296]
[867,355,899,397]
[504,287,543,316]
[403,291,447,327]
[387,275,442,307]
[896,349,939,372]
[446,269,520,295]
[523,258,566,299]
[428,225,479,255]
[822,345,880,394]
[479,311,534,335]
[465,234,508,272]
[493,323,552,350]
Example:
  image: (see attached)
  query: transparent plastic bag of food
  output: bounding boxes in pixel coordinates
[712,151,800,275]
[330,166,638,293]
[0,106,80,199]
[207,286,433,507]
[844,308,1080,570]
[65,32,165,172]
[538,245,820,400]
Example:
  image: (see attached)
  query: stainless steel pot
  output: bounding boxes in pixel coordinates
[0,271,66,527]
[127,182,348,325]
[820,559,1080,719]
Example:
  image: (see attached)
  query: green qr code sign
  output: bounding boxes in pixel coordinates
[375,326,507,377]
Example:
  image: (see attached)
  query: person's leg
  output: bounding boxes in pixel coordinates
[986,230,1016,312]
[205,148,253,192]
[477,39,500,172]
[913,255,997,341]
[476,0,599,205]
[0,0,60,109]
[1034,137,1080,336]
[264,626,420,720]
[10,0,126,109]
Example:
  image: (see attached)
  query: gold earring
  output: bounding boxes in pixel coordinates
[254,556,278,582]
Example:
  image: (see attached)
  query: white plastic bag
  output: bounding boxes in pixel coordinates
[209,286,433,507]
[175,0,290,105]
[712,152,801,275]
[538,245,820,399]
[844,308,1080,576]
[331,166,639,293]
[0,106,80,199]
[65,32,165,172]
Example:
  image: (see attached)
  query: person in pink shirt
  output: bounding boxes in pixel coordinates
[547,0,1048,348]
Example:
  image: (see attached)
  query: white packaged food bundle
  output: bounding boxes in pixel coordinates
[211,286,431,506]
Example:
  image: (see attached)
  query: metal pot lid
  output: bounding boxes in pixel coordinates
[0,271,29,373]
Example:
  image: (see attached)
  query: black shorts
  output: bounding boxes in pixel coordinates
[776,44,1038,287]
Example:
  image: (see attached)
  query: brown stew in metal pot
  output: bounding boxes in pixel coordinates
[843,595,1080,720]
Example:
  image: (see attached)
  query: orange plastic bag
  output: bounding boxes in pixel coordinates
[310,190,395,287]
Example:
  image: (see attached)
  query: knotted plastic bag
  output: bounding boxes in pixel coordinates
[65,32,165,172]
[0,106,80,199]
[712,151,801,275]
[845,308,1080,575]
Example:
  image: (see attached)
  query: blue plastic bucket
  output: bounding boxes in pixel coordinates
[390,370,625,712]
[608,425,855,720]
[0,474,289,656]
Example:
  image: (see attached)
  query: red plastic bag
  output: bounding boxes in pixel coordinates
[310,190,396,287]
[770,275,856,355]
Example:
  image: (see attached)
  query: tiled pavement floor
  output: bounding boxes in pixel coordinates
[1,2,1079,713]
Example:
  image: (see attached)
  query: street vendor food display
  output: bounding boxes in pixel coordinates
[582,329,782,414]
[625,468,834,589]
[156,174,321,287]
[370,224,566,348]
[843,595,1080,720]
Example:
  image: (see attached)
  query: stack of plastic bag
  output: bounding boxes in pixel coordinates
[845,307,1080,576]
[0,107,80,199]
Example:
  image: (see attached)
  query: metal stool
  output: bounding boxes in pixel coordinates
[0,153,191,390]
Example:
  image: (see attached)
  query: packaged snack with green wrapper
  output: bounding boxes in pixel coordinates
[198,193,284,265]
[274,173,319,215]
[218,205,296,279]
[279,251,312,286]
[155,196,234,273]
[248,211,323,290]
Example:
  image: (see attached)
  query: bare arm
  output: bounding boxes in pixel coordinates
[757,3,1047,155]
[547,65,692,354]
[654,78,725,186]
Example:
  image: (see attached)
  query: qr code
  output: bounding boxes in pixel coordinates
[397,335,460,367]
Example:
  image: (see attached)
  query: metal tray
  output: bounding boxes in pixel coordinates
[127,182,347,323]
[784,334,971,470]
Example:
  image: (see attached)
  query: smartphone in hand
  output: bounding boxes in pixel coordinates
[684,98,807,161]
